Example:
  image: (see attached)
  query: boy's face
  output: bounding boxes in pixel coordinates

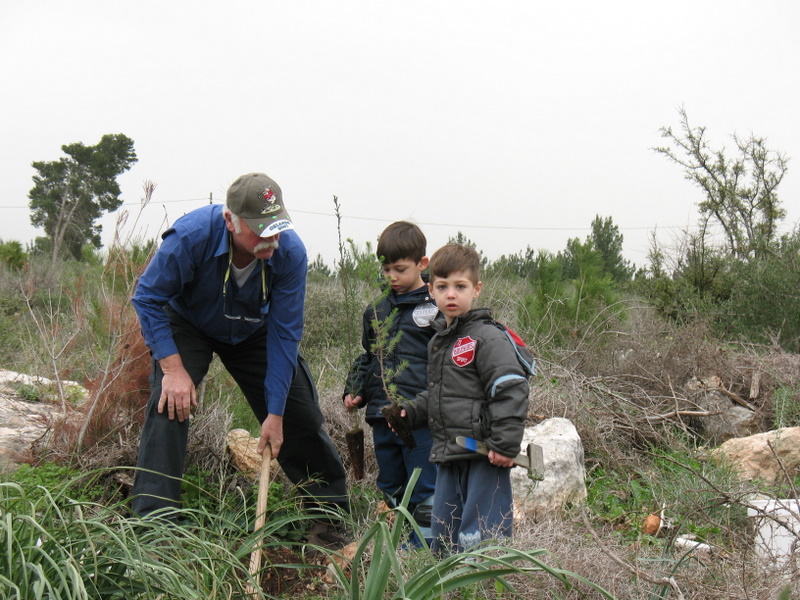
[429,270,482,325]
[382,258,429,295]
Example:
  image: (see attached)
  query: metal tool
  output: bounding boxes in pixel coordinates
[455,435,544,481]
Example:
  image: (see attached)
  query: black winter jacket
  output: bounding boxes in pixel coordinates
[344,285,438,423]
[403,308,530,463]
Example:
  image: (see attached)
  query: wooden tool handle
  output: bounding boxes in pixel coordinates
[245,446,272,597]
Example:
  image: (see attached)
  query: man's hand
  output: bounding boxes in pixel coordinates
[488,450,514,468]
[343,394,362,411]
[158,354,197,422]
[258,413,284,458]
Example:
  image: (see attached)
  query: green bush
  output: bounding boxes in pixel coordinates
[0,240,27,270]
[720,233,800,351]
[772,385,800,429]
[5,463,105,504]
[636,229,800,352]
[518,245,625,361]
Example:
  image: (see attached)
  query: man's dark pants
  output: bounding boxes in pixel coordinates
[131,309,349,518]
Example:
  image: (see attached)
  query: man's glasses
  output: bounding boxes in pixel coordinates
[222,245,268,323]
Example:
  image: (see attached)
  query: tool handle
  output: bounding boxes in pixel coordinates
[246,446,272,597]
[253,447,272,532]
[455,435,532,470]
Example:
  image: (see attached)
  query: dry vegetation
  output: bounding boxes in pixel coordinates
[301,318,781,600]
[306,278,800,599]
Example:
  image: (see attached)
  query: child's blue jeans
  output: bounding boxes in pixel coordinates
[430,459,513,555]
[371,420,437,545]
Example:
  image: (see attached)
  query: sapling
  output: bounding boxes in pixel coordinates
[335,196,368,479]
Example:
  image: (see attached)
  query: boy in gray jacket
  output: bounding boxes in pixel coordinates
[399,243,530,554]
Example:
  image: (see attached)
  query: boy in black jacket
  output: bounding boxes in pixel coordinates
[399,243,530,554]
[344,221,438,544]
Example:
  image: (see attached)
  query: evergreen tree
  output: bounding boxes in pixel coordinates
[588,215,633,283]
[28,133,137,261]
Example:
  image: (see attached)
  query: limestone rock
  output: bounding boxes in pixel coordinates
[0,369,88,471]
[687,375,761,444]
[711,427,800,484]
[0,396,53,469]
[226,428,272,482]
[0,368,86,403]
[511,417,587,518]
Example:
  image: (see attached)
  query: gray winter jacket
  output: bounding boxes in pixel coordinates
[404,308,530,463]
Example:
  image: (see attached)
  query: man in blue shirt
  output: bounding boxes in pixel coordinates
[131,172,349,545]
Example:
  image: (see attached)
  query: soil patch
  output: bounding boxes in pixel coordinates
[255,545,329,597]
[345,427,365,480]
[381,404,416,449]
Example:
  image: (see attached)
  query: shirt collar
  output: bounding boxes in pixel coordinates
[214,225,231,258]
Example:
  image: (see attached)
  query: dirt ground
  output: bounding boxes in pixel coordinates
[254,545,331,597]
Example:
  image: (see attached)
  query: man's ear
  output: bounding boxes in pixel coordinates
[223,211,235,233]
[474,281,483,297]
[418,256,429,270]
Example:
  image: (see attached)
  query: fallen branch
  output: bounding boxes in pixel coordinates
[713,386,757,412]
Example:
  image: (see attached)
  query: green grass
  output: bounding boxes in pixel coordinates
[773,385,800,429]
[586,444,752,553]
[0,467,618,600]
[1,479,254,599]
[9,464,106,504]
[327,469,616,600]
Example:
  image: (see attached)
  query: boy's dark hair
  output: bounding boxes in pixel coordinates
[376,221,427,264]
[429,243,480,285]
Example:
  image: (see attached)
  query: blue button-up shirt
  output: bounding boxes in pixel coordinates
[131,204,307,416]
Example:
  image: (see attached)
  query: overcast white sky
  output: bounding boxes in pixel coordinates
[1,1,798,269]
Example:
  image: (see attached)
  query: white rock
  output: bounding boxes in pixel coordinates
[512,418,587,518]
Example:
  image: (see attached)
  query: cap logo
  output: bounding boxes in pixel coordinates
[259,187,281,215]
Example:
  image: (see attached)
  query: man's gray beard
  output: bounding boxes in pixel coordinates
[253,239,279,253]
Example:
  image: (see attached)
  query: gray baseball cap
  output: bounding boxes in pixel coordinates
[226,172,294,237]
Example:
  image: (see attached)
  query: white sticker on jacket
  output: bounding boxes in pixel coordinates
[412,303,438,327]
[452,336,477,367]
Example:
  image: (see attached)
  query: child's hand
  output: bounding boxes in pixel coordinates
[488,450,514,468]
[343,394,362,411]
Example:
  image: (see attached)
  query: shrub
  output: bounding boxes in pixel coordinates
[721,232,800,351]
[0,240,27,270]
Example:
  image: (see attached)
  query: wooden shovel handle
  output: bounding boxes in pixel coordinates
[245,446,272,597]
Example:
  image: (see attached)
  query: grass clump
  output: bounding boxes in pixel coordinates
[0,479,252,599]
